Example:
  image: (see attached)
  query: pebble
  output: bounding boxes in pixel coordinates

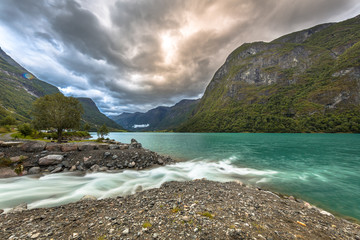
[122,228,129,235]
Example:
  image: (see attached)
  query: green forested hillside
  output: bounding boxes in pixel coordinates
[0,48,59,121]
[77,98,124,131]
[178,15,360,133]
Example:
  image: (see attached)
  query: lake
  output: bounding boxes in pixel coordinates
[0,133,359,220]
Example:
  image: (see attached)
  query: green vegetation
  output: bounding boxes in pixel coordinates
[32,93,84,142]
[199,211,214,219]
[179,15,360,133]
[0,115,17,126]
[18,123,33,137]
[0,157,12,167]
[97,124,109,138]
[142,221,152,228]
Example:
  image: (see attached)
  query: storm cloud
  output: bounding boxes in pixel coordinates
[0,0,359,114]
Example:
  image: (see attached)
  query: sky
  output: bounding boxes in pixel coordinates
[0,0,360,115]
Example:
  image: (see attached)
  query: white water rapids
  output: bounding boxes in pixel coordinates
[0,158,277,212]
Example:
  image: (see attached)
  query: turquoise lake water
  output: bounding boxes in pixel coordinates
[0,133,359,221]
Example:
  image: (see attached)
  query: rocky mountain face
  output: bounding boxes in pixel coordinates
[77,98,124,131]
[111,99,199,131]
[179,15,360,133]
[0,47,59,121]
[0,47,124,130]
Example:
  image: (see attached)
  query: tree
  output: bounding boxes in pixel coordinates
[32,93,84,142]
[83,122,91,132]
[0,115,17,126]
[97,124,109,138]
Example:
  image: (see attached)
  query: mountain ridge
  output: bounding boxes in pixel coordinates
[178,14,360,132]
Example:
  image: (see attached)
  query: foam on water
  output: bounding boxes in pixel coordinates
[0,159,278,211]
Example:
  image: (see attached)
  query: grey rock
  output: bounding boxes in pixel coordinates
[77,144,95,151]
[0,152,4,158]
[112,155,118,160]
[28,167,41,175]
[128,161,136,168]
[104,152,111,157]
[51,167,62,173]
[0,167,17,178]
[109,144,119,150]
[21,141,46,152]
[39,155,64,166]
[157,158,164,165]
[90,164,100,172]
[61,160,70,168]
[1,141,23,148]
[99,166,108,172]
[9,203,27,213]
[122,228,129,235]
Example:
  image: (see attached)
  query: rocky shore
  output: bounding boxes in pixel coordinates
[0,179,359,239]
[0,139,174,178]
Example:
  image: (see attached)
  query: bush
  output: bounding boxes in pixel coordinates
[18,123,33,137]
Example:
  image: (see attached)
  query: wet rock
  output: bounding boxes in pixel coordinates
[9,203,27,213]
[51,166,62,173]
[0,167,17,178]
[81,195,97,201]
[39,155,64,166]
[21,141,46,152]
[28,167,41,175]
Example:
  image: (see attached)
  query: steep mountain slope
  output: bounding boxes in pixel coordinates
[77,98,124,131]
[179,15,360,133]
[111,99,199,131]
[0,47,124,130]
[0,47,59,121]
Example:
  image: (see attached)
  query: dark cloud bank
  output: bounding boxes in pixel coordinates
[0,0,359,114]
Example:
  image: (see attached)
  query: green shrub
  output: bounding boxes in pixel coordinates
[18,123,33,137]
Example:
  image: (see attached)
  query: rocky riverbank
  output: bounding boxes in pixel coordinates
[0,139,174,178]
[0,179,359,239]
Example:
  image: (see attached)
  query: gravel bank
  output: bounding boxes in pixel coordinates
[1,179,359,239]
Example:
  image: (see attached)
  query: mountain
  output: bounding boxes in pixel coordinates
[77,98,124,131]
[111,99,199,131]
[0,47,59,121]
[0,47,124,130]
[179,15,360,133]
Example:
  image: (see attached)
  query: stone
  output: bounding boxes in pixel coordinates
[28,167,41,175]
[0,152,4,158]
[0,167,17,178]
[99,166,108,172]
[128,161,136,168]
[21,141,46,152]
[122,228,129,235]
[9,203,27,213]
[109,229,115,234]
[97,144,109,150]
[0,209,4,214]
[104,152,111,157]
[51,167,62,173]
[109,144,119,150]
[119,145,129,150]
[10,155,28,163]
[70,165,77,172]
[45,144,62,152]
[1,141,23,147]
[39,155,64,166]
[157,158,164,165]
[30,232,40,239]
[61,160,70,168]
[78,144,95,151]
[81,195,97,201]
[112,155,118,160]
[61,144,78,152]
[182,216,191,222]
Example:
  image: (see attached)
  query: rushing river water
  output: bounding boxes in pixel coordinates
[0,133,359,220]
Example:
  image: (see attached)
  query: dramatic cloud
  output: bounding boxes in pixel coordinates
[0,0,359,114]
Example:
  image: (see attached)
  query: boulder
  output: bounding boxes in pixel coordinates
[45,144,62,152]
[61,144,78,152]
[109,144,119,150]
[90,164,100,172]
[21,141,46,152]
[10,156,28,163]
[39,155,64,166]
[97,144,109,150]
[70,165,77,172]
[0,167,17,178]
[28,167,41,175]
[119,144,129,150]
[1,142,23,148]
[51,166,62,173]
[78,144,95,151]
